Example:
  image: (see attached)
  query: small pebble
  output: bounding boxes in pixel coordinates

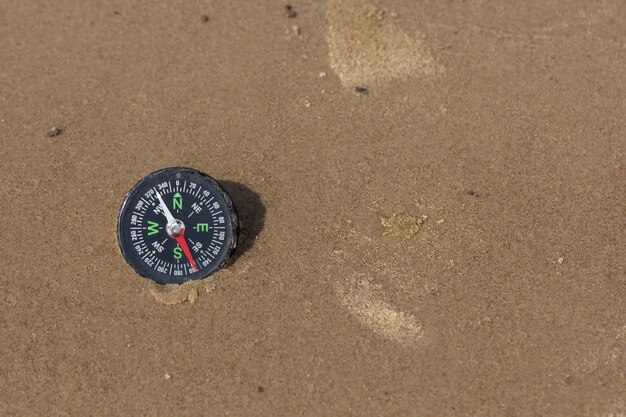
[303,100,311,108]
[292,25,301,35]
[557,257,564,264]
[319,71,327,78]
[200,14,210,22]
[187,288,198,304]
[164,373,171,380]
[46,127,62,137]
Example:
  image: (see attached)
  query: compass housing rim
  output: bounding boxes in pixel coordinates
[117,167,239,285]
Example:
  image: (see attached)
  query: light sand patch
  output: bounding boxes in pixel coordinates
[326,0,442,87]
[371,200,428,239]
[149,281,215,305]
[336,273,424,346]
[380,212,427,239]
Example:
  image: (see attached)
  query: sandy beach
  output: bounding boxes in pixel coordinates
[1,0,624,415]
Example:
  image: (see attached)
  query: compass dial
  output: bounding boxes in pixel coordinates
[117,167,238,284]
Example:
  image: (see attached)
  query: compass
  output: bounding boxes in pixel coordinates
[117,167,238,284]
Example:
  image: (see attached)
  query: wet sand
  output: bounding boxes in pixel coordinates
[1,0,624,415]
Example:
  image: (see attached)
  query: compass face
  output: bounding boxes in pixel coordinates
[117,167,238,284]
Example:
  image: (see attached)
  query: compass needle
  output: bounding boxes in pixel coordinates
[117,168,239,284]
[174,232,198,271]
[155,190,176,224]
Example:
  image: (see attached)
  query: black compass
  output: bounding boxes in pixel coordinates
[117,167,238,284]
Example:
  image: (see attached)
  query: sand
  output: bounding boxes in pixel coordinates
[1,0,624,416]
[326,0,442,86]
[335,273,424,346]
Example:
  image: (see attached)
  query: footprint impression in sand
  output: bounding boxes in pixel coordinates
[336,273,424,346]
[332,202,430,347]
[326,0,442,87]
[325,0,440,344]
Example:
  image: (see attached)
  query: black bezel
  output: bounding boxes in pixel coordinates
[117,167,238,284]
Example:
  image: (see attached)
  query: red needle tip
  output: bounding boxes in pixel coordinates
[174,231,198,271]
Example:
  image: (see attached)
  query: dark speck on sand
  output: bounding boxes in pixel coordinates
[355,86,369,95]
[285,5,297,18]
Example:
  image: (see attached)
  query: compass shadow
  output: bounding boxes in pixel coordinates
[219,180,265,262]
